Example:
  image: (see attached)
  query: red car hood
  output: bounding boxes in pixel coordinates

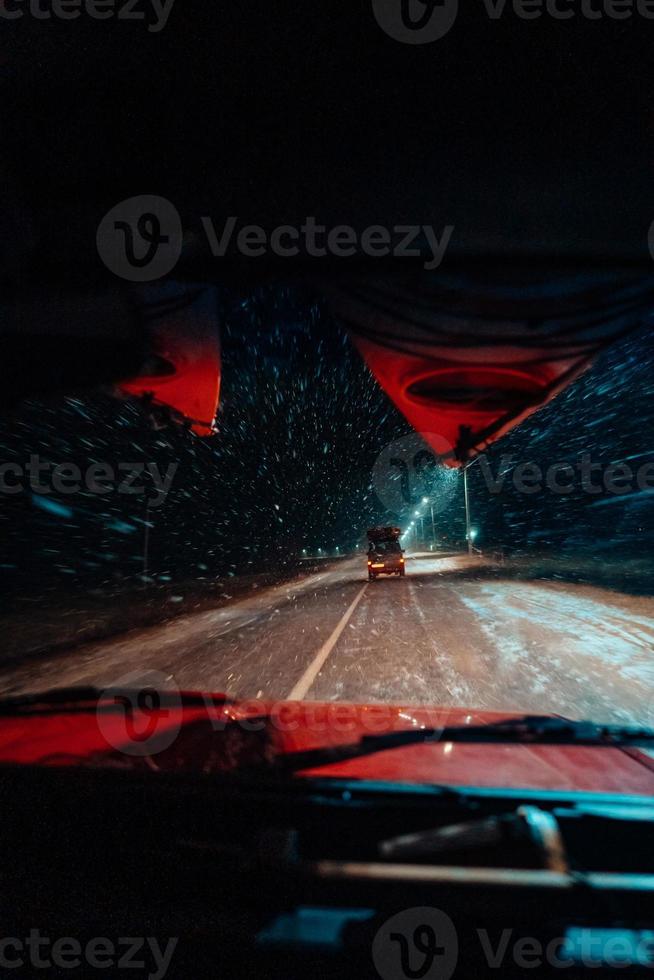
[0,694,653,797]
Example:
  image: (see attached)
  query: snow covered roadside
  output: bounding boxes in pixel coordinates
[1,559,341,667]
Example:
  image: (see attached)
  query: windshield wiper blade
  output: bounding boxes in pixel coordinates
[439,715,654,746]
[0,686,232,716]
[270,716,654,775]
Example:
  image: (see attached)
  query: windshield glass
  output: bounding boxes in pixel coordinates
[371,541,402,555]
[2,290,653,771]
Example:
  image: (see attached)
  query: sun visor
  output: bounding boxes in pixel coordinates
[329,272,654,465]
[119,284,221,437]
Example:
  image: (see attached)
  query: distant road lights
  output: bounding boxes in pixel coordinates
[422,497,429,504]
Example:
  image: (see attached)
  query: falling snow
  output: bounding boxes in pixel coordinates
[0,288,653,701]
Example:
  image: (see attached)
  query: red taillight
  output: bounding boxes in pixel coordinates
[400,558,404,563]
[367,561,372,566]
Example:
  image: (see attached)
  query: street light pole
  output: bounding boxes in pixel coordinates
[462,455,486,554]
[463,464,472,555]
[421,496,437,549]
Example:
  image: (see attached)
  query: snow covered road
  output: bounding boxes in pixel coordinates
[1,553,653,727]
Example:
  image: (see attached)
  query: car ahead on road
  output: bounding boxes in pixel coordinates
[0,687,653,979]
[367,527,406,580]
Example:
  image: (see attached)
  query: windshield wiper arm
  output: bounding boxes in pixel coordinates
[269,716,654,775]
